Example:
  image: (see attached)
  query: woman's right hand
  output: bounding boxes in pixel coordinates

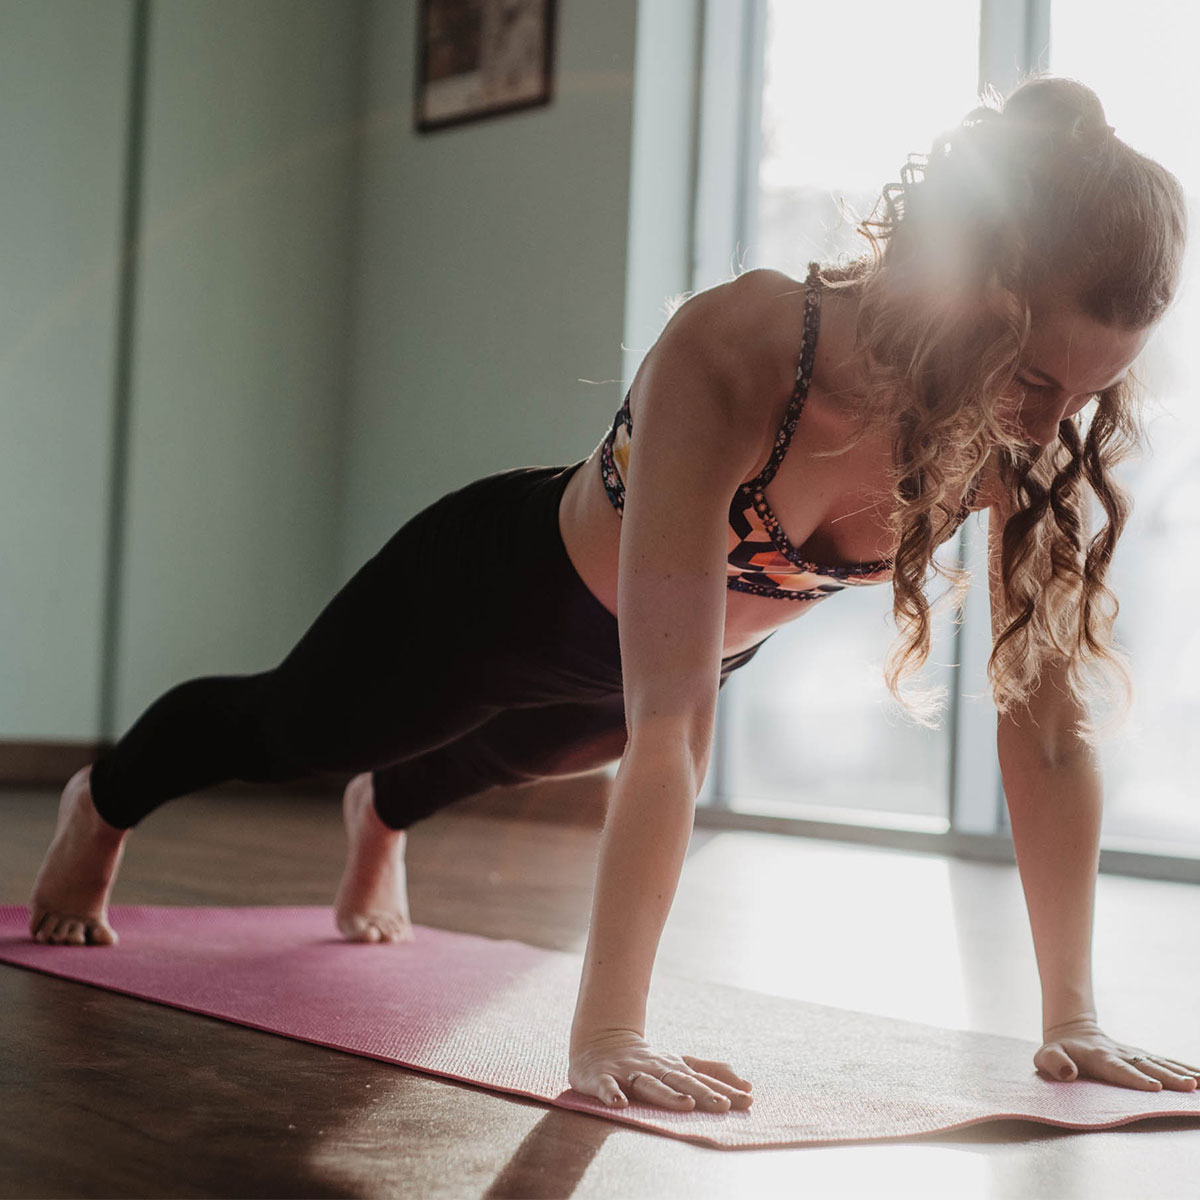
[569,1028,754,1112]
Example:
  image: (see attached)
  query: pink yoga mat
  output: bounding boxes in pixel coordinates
[2,904,1197,1149]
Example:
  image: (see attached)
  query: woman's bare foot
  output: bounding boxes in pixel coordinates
[28,765,127,946]
[334,772,415,944]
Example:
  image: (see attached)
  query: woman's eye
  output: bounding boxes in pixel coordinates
[1017,377,1053,393]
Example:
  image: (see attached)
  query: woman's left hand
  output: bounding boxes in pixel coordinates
[1036,1016,1200,1091]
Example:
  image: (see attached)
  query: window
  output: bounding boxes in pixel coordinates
[696,0,1200,873]
[714,0,983,831]
[1046,1,1200,854]
[753,1,981,279]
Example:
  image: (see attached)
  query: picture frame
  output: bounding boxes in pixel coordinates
[415,0,558,133]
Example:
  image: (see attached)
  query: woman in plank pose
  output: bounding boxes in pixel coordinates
[29,75,1199,1111]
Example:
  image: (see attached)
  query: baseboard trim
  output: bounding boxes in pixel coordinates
[0,741,111,787]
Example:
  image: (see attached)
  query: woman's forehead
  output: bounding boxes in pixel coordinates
[1024,308,1152,392]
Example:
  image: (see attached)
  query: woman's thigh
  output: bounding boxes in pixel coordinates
[261,459,624,776]
[362,614,776,826]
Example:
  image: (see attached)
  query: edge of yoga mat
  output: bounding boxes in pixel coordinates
[3,905,1199,1150]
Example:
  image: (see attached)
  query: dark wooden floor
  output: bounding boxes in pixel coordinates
[3,778,1200,1199]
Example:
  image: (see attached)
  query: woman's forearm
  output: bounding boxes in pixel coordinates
[570,740,701,1051]
[999,739,1103,1033]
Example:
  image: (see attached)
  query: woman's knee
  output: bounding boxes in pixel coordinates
[370,701,627,828]
[472,702,626,780]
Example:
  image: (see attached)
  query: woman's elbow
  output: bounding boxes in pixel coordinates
[624,707,716,791]
[996,708,1092,772]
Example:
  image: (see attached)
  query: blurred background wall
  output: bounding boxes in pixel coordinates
[0,0,695,760]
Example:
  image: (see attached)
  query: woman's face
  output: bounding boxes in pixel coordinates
[1001,305,1154,446]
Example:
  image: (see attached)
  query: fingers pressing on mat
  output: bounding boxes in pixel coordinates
[570,1030,753,1112]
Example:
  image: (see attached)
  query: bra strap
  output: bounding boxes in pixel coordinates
[749,263,822,489]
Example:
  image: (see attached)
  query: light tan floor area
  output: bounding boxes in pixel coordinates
[2,783,1199,1198]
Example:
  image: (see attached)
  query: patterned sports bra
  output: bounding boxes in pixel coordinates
[599,262,978,603]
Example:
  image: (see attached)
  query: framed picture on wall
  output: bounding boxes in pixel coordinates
[415,0,558,133]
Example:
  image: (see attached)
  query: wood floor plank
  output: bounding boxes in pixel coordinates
[3,784,1199,1199]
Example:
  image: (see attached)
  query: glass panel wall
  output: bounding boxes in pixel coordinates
[722,0,982,826]
[1048,2,1200,855]
[752,0,982,278]
[722,578,964,827]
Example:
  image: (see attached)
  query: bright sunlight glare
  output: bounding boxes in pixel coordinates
[759,0,981,194]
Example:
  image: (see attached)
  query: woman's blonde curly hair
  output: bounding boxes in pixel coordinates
[807,75,1186,741]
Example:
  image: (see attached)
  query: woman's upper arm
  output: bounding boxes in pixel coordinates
[617,271,794,768]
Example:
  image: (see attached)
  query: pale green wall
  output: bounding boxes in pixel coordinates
[337,0,640,574]
[0,1,133,740]
[1,0,691,753]
[0,0,366,745]
[114,0,364,731]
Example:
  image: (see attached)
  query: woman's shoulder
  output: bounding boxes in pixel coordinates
[705,267,811,356]
[707,267,819,403]
[633,268,811,429]
[732,267,815,342]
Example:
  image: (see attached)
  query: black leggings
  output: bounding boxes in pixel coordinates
[88,459,770,831]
